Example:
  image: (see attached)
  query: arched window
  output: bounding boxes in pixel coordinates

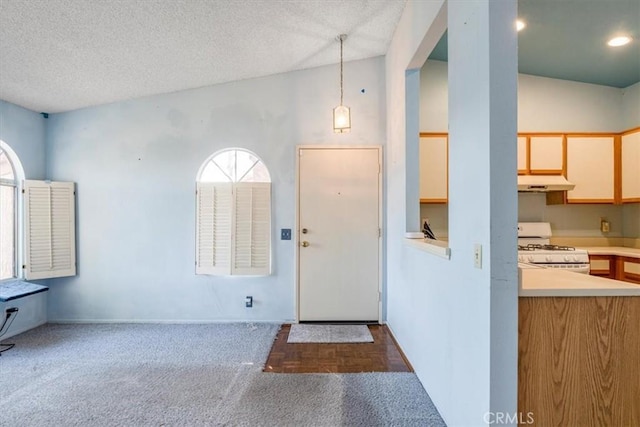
[199,148,270,183]
[0,143,25,280]
[195,149,271,276]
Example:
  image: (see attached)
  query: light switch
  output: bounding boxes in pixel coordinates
[474,244,482,269]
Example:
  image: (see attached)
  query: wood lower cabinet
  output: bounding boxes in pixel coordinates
[589,255,615,278]
[519,296,640,426]
[589,255,640,284]
[616,257,640,284]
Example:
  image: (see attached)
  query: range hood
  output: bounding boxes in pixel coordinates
[517,175,575,192]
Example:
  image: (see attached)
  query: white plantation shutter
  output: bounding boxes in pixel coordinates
[195,182,271,276]
[196,182,233,275]
[232,183,271,275]
[23,180,76,280]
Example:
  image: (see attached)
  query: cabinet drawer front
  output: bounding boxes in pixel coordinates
[625,261,640,276]
[590,259,611,271]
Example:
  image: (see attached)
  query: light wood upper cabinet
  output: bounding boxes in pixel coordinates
[621,129,640,202]
[529,136,564,174]
[517,135,564,175]
[419,135,448,203]
[566,136,615,203]
[517,136,528,174]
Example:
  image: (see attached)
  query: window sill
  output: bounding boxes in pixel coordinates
[404,238,451,260]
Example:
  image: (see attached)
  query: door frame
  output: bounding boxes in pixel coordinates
[294,145,383,323]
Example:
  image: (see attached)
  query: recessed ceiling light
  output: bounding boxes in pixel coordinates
[607,36,632,47]
[516,20,526,32]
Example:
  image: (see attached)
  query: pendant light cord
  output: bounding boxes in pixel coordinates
[340,35,344,106]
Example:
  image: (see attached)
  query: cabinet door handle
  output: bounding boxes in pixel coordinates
[301,241,310,247]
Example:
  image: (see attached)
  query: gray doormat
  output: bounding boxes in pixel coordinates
[287,324,374,343]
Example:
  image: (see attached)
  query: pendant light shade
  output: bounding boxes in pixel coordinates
[333,105,350,132]
[333,34,350,133]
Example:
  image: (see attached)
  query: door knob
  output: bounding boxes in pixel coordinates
[302,228,308,234]
[301,241,310,247]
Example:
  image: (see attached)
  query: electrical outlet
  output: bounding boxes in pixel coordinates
[474,244,482,269]
[245,296,253,308]
[600,218,610,233]
[281,229,291,240]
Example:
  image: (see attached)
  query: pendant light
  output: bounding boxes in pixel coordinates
[333,34,350,133]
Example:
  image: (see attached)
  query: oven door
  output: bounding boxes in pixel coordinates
[535,263,591,274]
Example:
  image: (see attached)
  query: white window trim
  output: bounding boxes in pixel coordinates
[196,148,271,183]
[0,141,25,281]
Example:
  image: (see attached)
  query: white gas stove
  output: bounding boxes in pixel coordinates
[517,222,590,274]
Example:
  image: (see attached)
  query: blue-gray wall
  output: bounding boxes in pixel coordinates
[42,57,386,322]
[385,1,518,425]
[0,100,47,179]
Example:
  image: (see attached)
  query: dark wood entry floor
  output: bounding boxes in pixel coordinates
[263,324,413,373]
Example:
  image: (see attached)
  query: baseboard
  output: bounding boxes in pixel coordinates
[47,319,291,324]
[0,319,46,341]
[385,323,415,372]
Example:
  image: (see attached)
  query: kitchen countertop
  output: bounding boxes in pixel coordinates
[519,267,640,297]
[579,246,640,258]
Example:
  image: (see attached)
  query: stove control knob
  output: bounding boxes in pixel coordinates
[518,255,523,262]
[527,255,534,262]
[564,256,570,262]
[545,255,552,262]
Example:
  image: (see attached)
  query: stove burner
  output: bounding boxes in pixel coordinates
[517,244,576,251]
[544,244,575,251]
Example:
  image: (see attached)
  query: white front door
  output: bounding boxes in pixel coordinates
[297,146,381,321]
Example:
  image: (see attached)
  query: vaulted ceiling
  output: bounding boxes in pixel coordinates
[1,0,638,114]
[0,0,406,113]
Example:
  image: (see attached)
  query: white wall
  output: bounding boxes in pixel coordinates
[518,74,624,132]
[419,60,449,132]
[420,60,626,132]
[519,193,624,236]
[385,1,518,425]
[622,81,640,130]
[420,204,448,238]
[43,57,386,322]
[623,204,640,238]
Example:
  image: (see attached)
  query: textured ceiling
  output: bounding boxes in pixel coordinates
[2,1,638,115]
[0,0,406,113]
[429,0,640,89]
